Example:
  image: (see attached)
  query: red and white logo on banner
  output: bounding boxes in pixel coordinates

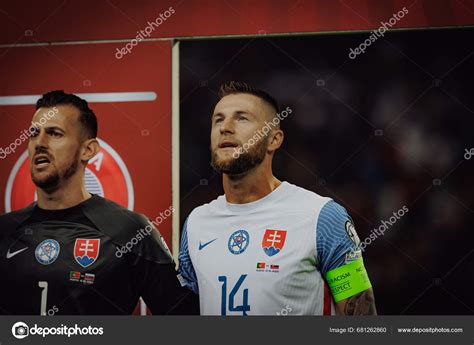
[4,139,134,212]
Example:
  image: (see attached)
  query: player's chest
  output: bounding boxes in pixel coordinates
[189,216,317,277]
[1,224,121,286]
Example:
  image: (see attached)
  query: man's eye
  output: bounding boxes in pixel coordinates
[239,116,248,121]
[29,128,39,137]
[214,118,223,124]
[50,131,62,137]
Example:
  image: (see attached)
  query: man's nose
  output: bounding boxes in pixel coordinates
[220,117,235,134]
[34,130,48,151]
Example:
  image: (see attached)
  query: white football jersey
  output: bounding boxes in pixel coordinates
[179,181,361,315]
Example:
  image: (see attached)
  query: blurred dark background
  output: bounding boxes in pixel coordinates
[179,27,474,315]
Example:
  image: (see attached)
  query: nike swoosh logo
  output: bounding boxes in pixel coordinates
[198,238,218,251]
[6,247,28,259]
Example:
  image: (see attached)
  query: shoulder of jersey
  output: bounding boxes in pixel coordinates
[184,195,225,237]
[188,195,224,217]
[0,203,36,237]
[84,196,173,264]
[81,195,151,246]
[286,183,333,210]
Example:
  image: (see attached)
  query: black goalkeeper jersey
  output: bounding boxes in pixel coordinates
[0,195,198,315]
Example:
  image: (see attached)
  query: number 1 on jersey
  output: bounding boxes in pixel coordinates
[218,274,250,315]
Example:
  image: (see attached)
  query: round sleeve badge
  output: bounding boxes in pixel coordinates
[344,220,361,246]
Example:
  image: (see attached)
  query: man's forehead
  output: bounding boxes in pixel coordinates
[33,104,79,125]
[214,93,264,114]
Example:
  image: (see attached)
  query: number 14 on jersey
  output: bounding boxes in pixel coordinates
[218,274,250,316]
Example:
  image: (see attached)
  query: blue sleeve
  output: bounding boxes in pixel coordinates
[316,200,361,277]
[178,218,199,294]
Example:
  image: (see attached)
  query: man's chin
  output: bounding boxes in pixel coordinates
[211,158,252,176]
[32,173,60,190]
[216,156,235,167]
[211,153,236,170]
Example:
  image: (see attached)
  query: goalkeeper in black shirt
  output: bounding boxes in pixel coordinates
[0,90,198,315]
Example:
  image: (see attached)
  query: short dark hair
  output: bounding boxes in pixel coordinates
[36,90,98,139]
[218,81,279,114]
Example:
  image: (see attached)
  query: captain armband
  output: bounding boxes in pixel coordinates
[325,258,372,302]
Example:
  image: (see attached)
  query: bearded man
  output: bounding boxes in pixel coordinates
[178,81,376,315]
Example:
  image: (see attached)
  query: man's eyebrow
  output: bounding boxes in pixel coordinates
[235,110,250,116]
[43,126,65,132]
[213,110,250,116]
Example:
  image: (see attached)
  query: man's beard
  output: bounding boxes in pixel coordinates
[32,155,80,191]
[211,137,268,176]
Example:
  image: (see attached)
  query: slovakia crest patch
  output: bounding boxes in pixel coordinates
[74,239,100,268]
[262,229,287,257]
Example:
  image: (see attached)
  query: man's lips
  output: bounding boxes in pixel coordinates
[33,154,52,168]
[218,141,239,149]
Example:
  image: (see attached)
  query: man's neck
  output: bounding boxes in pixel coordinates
[223,166,281,204]
[36,177,91,210]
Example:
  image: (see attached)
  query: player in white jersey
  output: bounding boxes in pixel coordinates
[179,81,376,315]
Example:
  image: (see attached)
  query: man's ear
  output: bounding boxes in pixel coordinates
[267,129,284,153]
[81,138,100,162]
